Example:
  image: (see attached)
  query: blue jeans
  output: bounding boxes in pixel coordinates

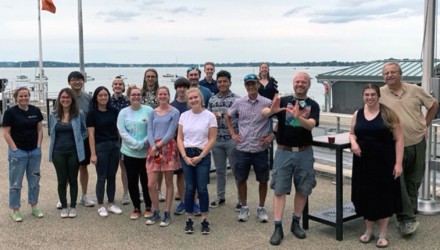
[95,141,120,204]
[182,148,211,215]
[8,147,42,209]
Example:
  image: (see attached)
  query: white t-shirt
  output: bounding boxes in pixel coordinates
[179,109,217,149]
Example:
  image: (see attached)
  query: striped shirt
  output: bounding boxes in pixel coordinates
[208,91,240,142]
[227,94,271,153]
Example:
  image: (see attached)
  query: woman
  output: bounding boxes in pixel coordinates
[110,77,131,205]
[49,88,87,218]
[141,68,159,108]
[145,86,181,227]
[2,87,44,222]
[349,84,403,248]
[88,86,123,217]
[141,68,166,202]
[177,88,217,235]
[258,62,279,100]
[117,86,153,220]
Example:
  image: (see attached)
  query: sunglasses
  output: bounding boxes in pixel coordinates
[244,74,258,82]
[187,66,199,71]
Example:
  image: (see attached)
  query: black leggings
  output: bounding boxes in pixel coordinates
[123,155,151,210]
[53,150,80,208]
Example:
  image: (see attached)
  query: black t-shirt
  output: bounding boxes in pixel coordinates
[274,95,320,147]
[171,100,188,115]
[86,107,119,144]
[2,105,43,150]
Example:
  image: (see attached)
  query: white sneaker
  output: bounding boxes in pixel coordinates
[98,207,108,217]
[56,201,62,209]
[80,195,95,207]
[121,193,130,205]
[238,207,250,222]
[68,208,77,218]
[60,208,68,218]
[159,191,166,202]
[108,204,123,215]
[257,207,269,223]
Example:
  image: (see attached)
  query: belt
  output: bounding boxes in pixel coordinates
[277,144,311,152]
[185,147,202,153]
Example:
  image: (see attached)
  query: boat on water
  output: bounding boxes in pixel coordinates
[15,75,29,82]
[87,76,95,81]
[116,74,127,79]
[35,74,48,81]
[162,73,175,77]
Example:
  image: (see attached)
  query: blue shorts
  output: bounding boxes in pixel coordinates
[234,149,269,182]
[270,148,316,195]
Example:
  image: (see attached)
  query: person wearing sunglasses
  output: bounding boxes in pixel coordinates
[225,74,273,224]
[262,72,320,245]
[186,66,212,108]
[199,62,218,95]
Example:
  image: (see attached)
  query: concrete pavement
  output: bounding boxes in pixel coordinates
[0,128,439,249]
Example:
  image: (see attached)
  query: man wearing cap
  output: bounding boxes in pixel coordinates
[200,62,219,95]
[186,66,212,108]
[225,74,273,223]
[262,71,320,245]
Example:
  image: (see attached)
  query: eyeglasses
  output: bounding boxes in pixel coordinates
[244,74,258,82]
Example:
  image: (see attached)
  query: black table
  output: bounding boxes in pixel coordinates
[302,132,361,241]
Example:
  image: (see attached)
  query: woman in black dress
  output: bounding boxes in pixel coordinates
[349,84,403,248]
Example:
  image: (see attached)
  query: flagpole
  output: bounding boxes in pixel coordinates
[78,0,86,84]
[37,0,46,101]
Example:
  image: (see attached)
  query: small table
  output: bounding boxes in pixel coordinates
[302,132,361,241]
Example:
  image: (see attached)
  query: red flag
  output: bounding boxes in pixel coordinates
[42,0,56,14]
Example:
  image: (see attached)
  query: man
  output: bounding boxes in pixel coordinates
[171,78,190,215]
[200,62,218,95]
[68,71,95,207]
[380,62,438,236]
[110,76,130,205]
[262,72,320,245]
[207,70,240,210]
[186,66,211,108]
[225,74,273,223]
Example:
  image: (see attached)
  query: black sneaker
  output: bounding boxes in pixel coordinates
[185,219,194,234]
[209,198,225,208]
[201,219,210,235]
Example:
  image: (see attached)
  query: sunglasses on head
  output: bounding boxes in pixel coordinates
[187,66,199,71]
[244,74,258,82]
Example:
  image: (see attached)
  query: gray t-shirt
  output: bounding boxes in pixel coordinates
[76,92,92,117]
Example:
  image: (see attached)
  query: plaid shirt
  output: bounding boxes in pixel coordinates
[208,91,240,142]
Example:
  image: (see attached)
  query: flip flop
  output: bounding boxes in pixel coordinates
[376,237,389,248]
[359,233,375,243]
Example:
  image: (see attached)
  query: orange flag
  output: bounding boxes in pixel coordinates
[42,0,56,14]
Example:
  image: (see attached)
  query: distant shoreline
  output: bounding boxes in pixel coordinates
[0,60,375,68]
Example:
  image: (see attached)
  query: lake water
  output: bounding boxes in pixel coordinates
[1,66,344,108]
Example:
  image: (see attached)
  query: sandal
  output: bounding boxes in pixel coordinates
[359,233,375,243]
[376,237,389,248]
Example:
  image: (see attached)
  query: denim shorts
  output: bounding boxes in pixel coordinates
[270,148,316,195]
[234,149,269,182]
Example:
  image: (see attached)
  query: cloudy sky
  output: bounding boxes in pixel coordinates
[1,0,428,64]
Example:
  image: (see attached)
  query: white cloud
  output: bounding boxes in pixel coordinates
[0,0,429,63]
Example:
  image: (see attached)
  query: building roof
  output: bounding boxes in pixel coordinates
[316,59,440,83]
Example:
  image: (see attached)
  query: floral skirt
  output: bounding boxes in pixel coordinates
[146,139,181,173]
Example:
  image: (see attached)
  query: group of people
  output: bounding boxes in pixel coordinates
[2,61,436,247]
